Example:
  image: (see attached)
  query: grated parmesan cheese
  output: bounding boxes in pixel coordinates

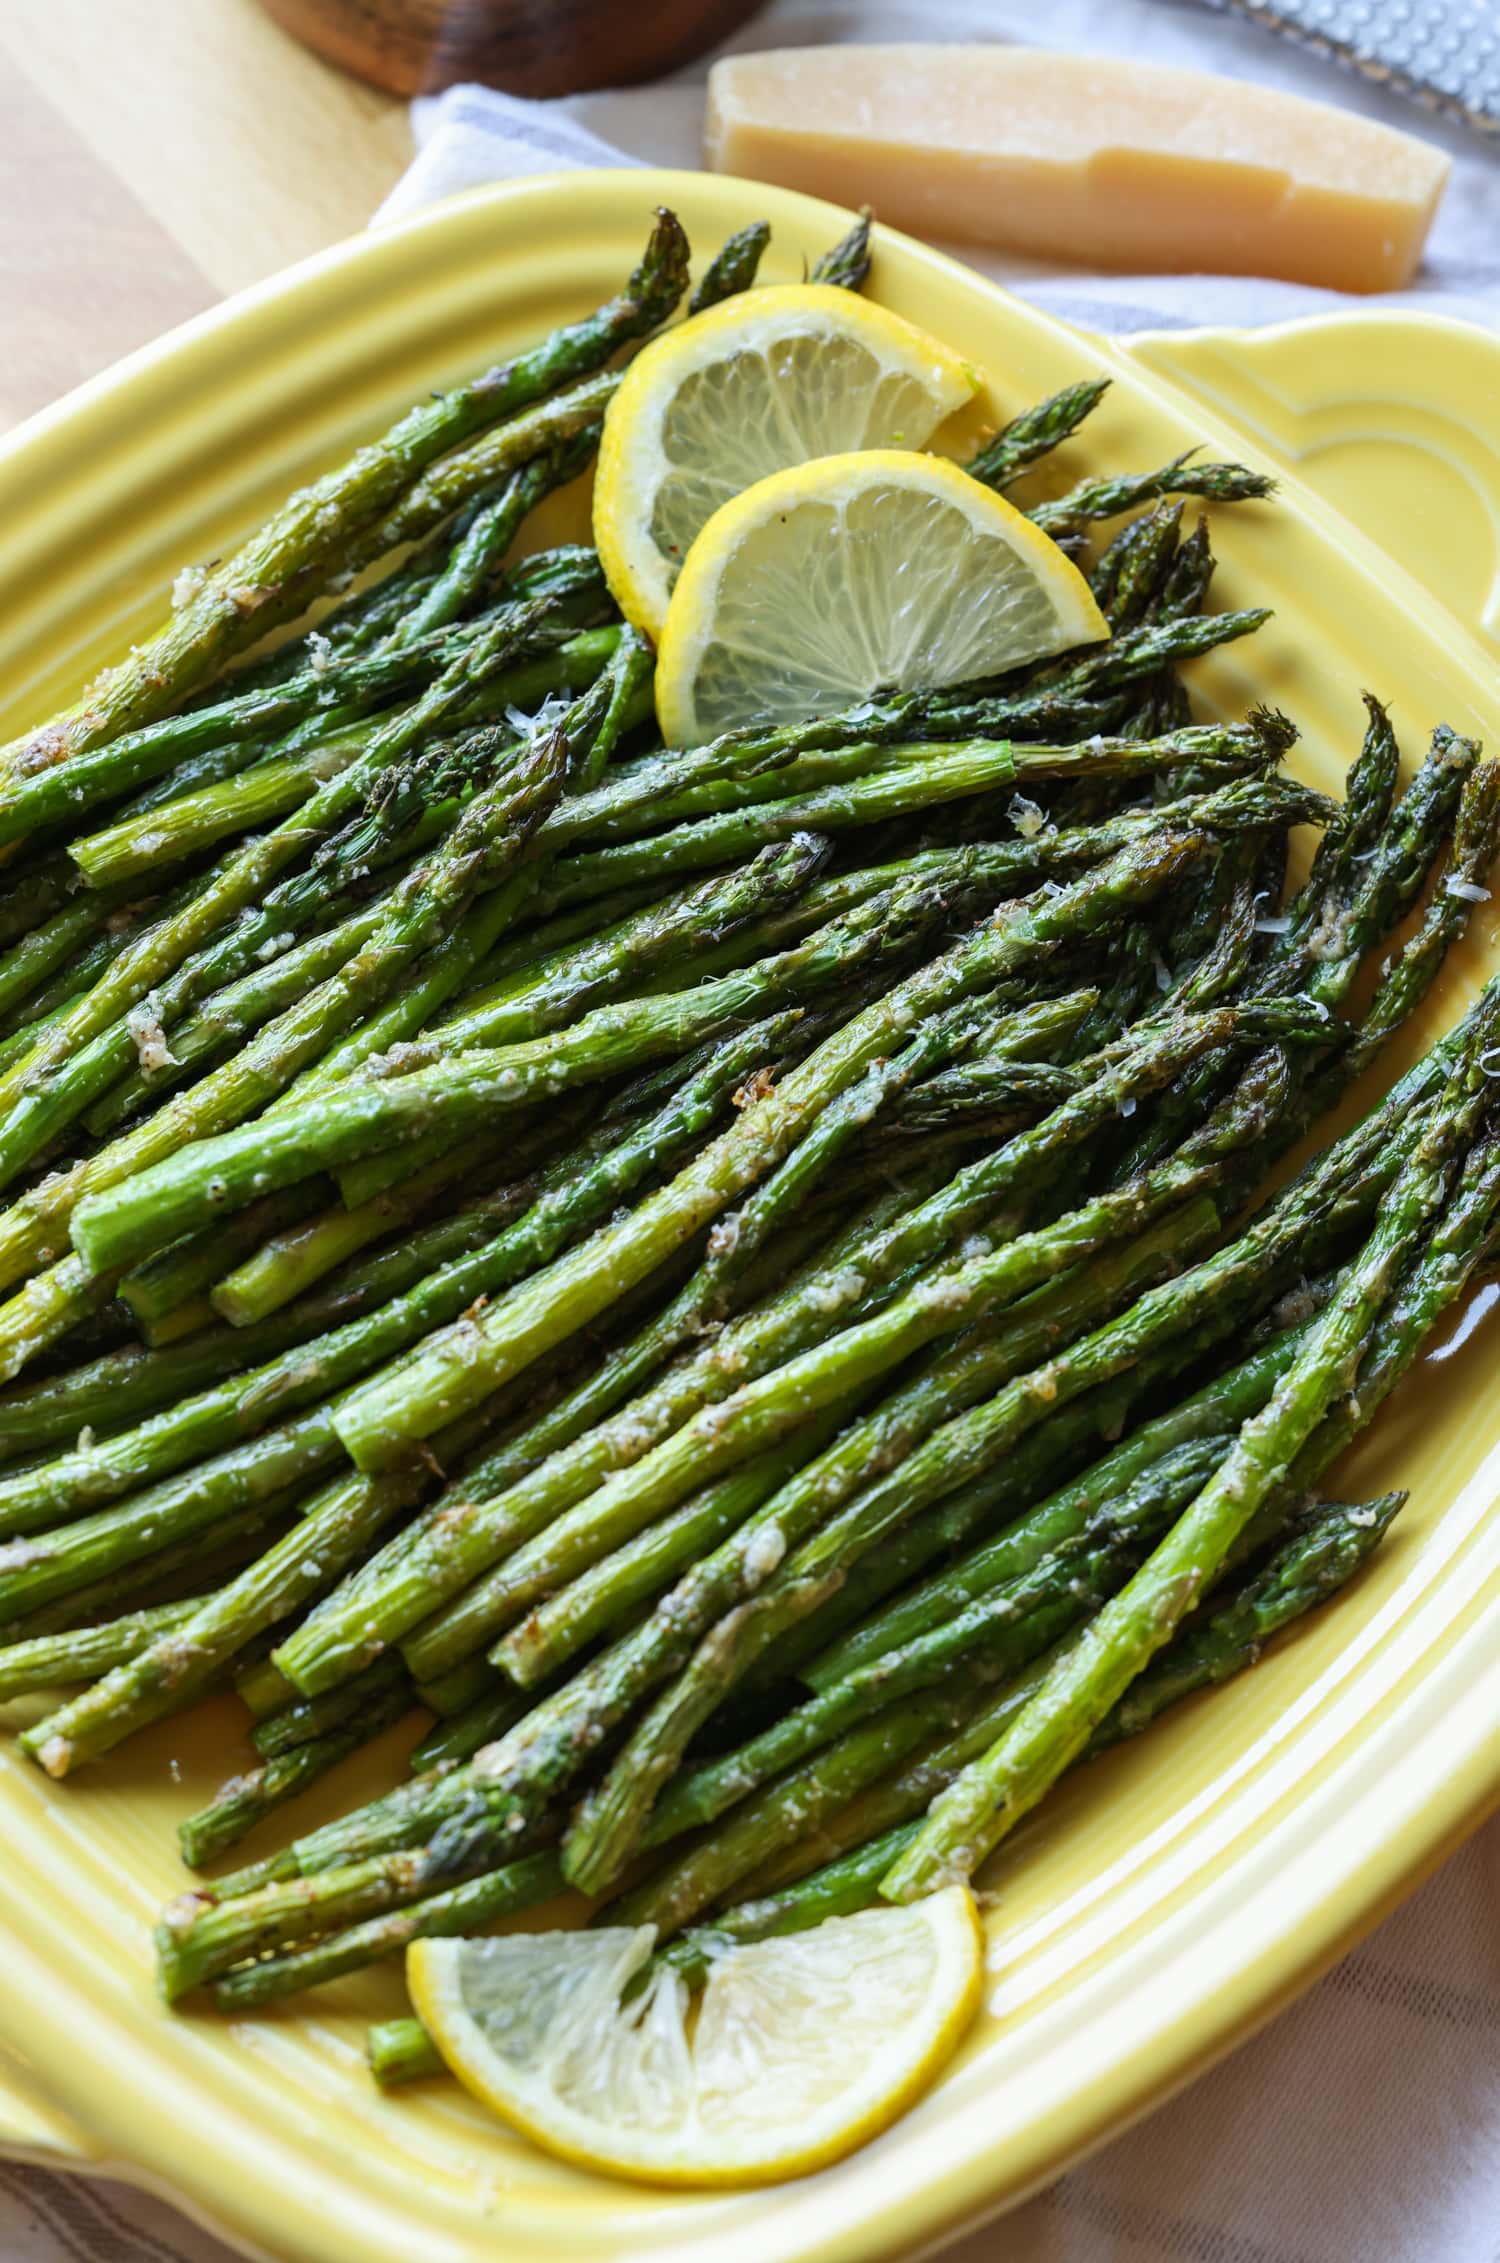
[125,994,176,1073]
[1006,791,1047,840]
[743,1525,786,1579]
[171,563,208,609]
[706,1215,743,1260]
[1271,1280,1319,1328]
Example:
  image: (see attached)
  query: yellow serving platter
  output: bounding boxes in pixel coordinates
[1,169,1498,2263]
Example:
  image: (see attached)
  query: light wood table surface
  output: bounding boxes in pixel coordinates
[0,0,412,430]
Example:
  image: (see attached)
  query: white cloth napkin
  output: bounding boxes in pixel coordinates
[8,7,1499,2259]
[377,0,1500,334]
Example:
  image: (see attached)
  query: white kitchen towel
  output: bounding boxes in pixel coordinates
[375,0,1500,334]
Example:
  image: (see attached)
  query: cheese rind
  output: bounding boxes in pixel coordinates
[704,46,1451,294]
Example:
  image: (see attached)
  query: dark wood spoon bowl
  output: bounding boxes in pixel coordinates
[259,0,766,100]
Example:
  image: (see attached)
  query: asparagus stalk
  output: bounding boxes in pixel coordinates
[690,221,772,311]
[233,1136,1469,1940]
[556,1020,1451,1892]
[616,1689,1003,1940]
[85,908,414,1141]
[1029,453,1274,535]
[600,614,1270,798]
[0,994,79,1075]
[0,713,571,1368]
[738,1351,1186,1694]
[402,1018,1457,1692]
[418,1202,1212,1891]
[1094,1491,1406,1748]
[534,715,1279,905]
[0,1596,204,1699]
[321,1196,943,1698]
[0,1132,569,1458]
[177,1277,1171,1895]
[882,999,1498,1897]
[666,1492,1406,1951]
[552,699,1281,855]
[212,1750,506,1890]
[176,1674,417,1868]
[802,1328,1316,1694]
[0,211,687,777]
[119,1183,334,1330]
[1263,691,1399,971]
[387,947,1314,1689]
[409,1686,529,1773]
[392,438,603,647]
[483,1419,858,1694]
[304,829,831,1087]
[492,998,1328,1695]
[616,1445,1226,1932]
[0,1021,793,1542]
[0,607,613,1242]
[12,646,637,1243]
[321,830,1213,1476]
[344,206,781,574]
[193,1483,1404,2018]
[660,1314,1334,1831]
[67,867,949,1277]
[0,854,77,947]
[251,1653,411,1758]
[369,2020,445,2087]
[808,209,872,291]
[1096,501,1185,630]
[8,1462,401,1744]
[0,888,141,1023]
[1115,724,1484,1186]
[357,375,624,560]
[7,813,447,1157]
[967,379,1110,492]
[66,696,511,892]
[1335,759,1500,1079]
[422,769,1311,1077]
[0,594,573,862]
[155,1836,540,2001]
[0,1495,301,1645]
[207,1132,530,1328]
[267,637,659,1108]
[205,1850,565,2010]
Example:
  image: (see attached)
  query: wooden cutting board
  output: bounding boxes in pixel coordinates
[0,0,409,430]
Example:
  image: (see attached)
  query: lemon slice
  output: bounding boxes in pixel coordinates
[407,1887,982,2187]
[594,285,976,637]
[655,449,1108,746]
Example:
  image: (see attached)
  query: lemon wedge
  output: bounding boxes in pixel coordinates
[594,285,976,638]
[407,1887,982,2187]
[655,449,1108,746]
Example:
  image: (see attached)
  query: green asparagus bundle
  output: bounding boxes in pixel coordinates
[0,206,1489,2139]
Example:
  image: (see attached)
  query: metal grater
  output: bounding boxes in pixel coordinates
[1192,0,1500,135]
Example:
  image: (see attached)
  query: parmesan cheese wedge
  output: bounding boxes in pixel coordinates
[705,46,1451,294]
